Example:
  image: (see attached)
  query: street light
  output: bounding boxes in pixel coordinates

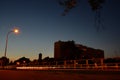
[4,28,19,57]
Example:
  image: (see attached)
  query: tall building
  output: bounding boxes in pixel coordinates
[54,40,104,60]
[76,44,104,59]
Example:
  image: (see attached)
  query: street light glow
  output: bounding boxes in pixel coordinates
[13,29,19,34]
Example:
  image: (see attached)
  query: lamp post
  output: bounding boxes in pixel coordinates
[4,28,19,57]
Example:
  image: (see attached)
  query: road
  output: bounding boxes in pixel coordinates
[0,70,120,80]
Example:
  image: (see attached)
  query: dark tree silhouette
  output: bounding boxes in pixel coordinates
[88,0,105,11]
[88,0,105,31]
[59,0,77,16]
[0,57,9,66]
[14,57,30,64]
[58,0,105,31]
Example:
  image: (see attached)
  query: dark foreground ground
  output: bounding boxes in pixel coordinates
[0,70,120,80]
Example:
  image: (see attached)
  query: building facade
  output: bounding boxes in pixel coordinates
[54,40,104,60]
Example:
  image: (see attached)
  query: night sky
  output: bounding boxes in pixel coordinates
[0,0,120,61]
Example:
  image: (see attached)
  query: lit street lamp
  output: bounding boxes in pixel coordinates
[4,28,19,57]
